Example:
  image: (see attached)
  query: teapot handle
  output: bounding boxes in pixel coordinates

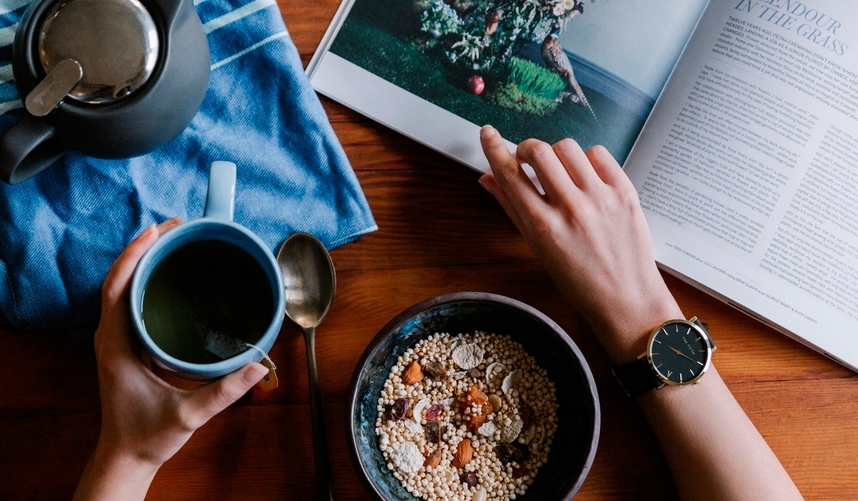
[203,161,236,221]
[0,115,66,184]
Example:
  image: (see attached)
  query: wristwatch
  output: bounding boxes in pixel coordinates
[612,317,716,397]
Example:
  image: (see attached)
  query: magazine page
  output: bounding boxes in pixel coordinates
[309,0,707,171]
[624,0,858,368]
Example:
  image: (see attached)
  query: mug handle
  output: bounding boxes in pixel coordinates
[0,115,66,184]
[204,161,236,221]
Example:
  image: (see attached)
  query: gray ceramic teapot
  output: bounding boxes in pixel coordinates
[0,0,210,184]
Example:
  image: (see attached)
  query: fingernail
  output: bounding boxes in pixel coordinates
[558,139,578,151]
[480,125,496,140]
[137,224,156,240]
[243,363,268,385]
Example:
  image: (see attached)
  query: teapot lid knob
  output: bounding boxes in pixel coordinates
[38,0,160,104]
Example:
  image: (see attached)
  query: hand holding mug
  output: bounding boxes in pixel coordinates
[73,218,269,501]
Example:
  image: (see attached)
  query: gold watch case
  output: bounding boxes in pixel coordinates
[638,316,716,388]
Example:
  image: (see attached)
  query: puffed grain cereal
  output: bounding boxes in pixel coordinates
[375,331,559,501]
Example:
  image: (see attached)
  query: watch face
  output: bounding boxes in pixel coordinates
[648,321,711,385]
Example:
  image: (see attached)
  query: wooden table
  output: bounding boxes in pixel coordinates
[1,1,856,499]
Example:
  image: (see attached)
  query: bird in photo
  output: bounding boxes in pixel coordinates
[541,19,598,124]
[485,10,501,35]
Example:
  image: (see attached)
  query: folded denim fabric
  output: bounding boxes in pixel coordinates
[0,0,377,336]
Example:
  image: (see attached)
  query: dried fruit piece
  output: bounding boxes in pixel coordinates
[423,361,447,380]
[452,343,485,369]
[496,442,530,464]
[465,385,488,406]
[452,438,474,467]
[468,368,482,379]
[412,398,430,424]
[425,403,445,421]
[488,393,502,413]
[463,387,492,431]
[468,402,493,432]
[403,361,424,385]
[512,466,530,478]
[424,449,442,468]
[521,404,533,430]
[390,441,424,473]
[502,370,522,394]
[425,420,441,443]
[387,397,411,421]
[460,471,479,487]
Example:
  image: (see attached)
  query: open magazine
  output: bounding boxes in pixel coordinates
[308,0,858,371]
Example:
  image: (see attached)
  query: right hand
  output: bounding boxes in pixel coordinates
[478,126,683,363]
[94,218,268,468]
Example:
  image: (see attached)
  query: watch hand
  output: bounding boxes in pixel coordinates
[668,346,698,363]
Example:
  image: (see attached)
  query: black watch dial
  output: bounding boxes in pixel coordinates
[648,321,711,385]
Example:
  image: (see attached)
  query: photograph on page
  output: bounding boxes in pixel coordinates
[324,0,706,164]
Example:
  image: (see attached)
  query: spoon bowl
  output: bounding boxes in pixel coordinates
[279,232,336,330]
[277,232,336,501]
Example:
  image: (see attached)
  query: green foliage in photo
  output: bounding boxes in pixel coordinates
[504,57,566,101]
[489,82,558,116]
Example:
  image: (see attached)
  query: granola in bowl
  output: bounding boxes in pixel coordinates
[375,331,559,501]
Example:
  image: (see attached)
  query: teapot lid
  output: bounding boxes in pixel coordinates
[38,0,160,104]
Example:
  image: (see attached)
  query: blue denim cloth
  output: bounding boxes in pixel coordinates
[0,0,377,335]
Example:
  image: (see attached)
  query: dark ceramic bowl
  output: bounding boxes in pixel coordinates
[347,292,600,500]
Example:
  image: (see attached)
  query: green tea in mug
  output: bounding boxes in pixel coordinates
[141,240,275,364]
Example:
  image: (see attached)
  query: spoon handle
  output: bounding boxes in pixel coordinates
[303,327,334,501]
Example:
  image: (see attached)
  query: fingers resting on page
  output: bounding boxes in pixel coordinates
[478,125,683,363]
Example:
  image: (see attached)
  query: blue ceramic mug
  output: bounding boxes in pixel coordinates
[129,161,285,380]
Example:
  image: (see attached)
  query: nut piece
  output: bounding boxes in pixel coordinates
[501,369,522,394]
[423,361,447,380]
[412,398,430,424]
[472,486,487,501]
[488,393,502,413]
[452,438,474,467]
[403,361,424,385]
[424,449,442,468]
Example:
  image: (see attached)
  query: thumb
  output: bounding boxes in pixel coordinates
[184,363,268,428]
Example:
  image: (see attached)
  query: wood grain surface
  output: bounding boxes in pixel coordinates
[1,1,856,499]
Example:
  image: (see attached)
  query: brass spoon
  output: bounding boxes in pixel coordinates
[277,232,335,501]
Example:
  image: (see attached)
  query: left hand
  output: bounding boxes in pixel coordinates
[74,218,269,501]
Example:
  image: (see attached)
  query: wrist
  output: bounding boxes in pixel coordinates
[74,440,160,501]
[588,288,684,366]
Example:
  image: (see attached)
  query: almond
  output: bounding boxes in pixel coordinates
[424,449,442,468]
[452,438,473,467]
[403,361,424,385]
